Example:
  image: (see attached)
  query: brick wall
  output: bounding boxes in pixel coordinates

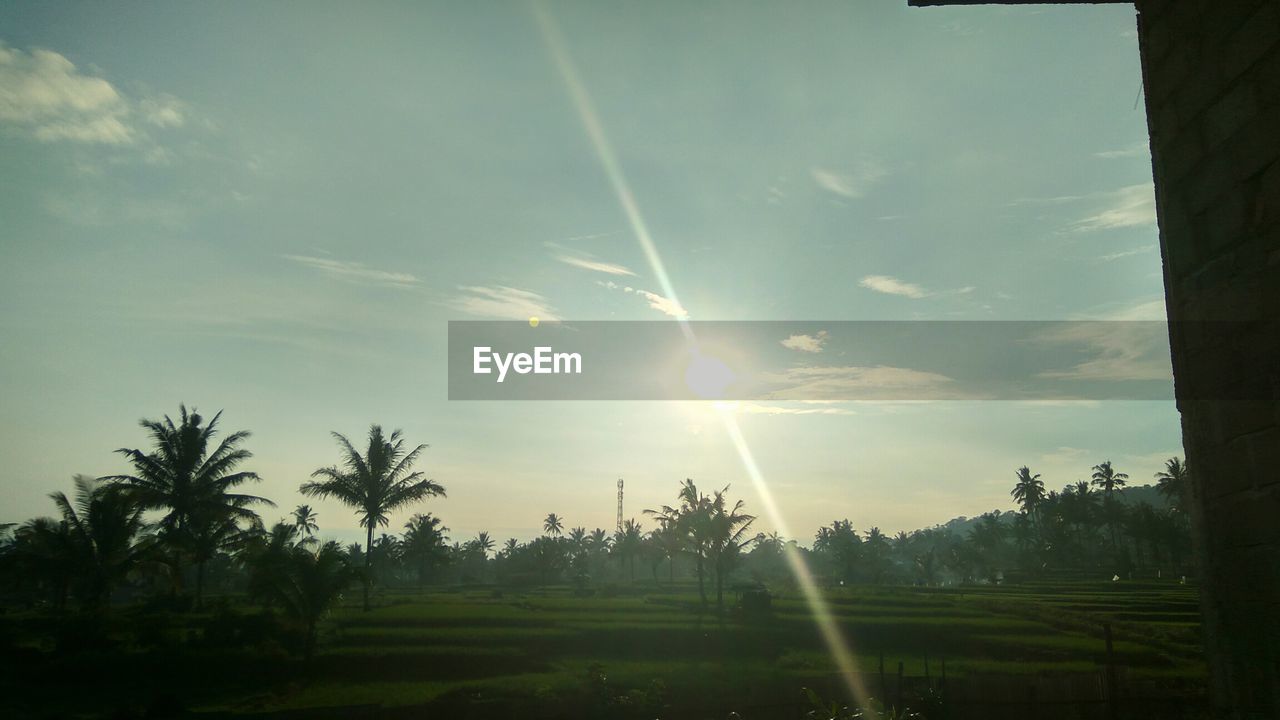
[1136,1,1280,717]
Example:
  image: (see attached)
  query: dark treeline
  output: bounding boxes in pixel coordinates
[0,405,1196,655]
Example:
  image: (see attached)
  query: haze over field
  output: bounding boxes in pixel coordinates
[0,1,1179,546]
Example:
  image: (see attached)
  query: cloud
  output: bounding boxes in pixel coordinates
[780,331,828,353]
[1094,141,1147,159]
[597,282,689,318]
[1071,184,1157,232]
[760,365,958,401]
[811,160,887,200]
[283,254,419,288]
[1099,244,1156,262]
[557,255,636,276]
[450,285,560,321]
[1040,446,1090,465]
[0,44,133,144]
[1008,194,1089,206]
[632,288,688,319]
[859,275,928,299]
[1034,321,1172,382]
[139,94,186,128]
[0,43,198,152]
[732,402,855,416]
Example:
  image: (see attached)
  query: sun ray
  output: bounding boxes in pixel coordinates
[531,2,871,706]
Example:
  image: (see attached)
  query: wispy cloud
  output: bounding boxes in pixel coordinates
[760,365,958,401]
[1008,194,1089,206]
[1099,244,1156,262]
[1071,184,1157,232]
[139,94,186,129]
[633,288,688,319]
[557,255,636,276]
[811,160,887,200]
[859,275,928,299]
[1034,321,1172,382]
[732,401,855,416]
[1094,141,1147,159]
[547,237,636,276]
[780,331,828,354]
[596,281,689,319]
[450,285,560,321]
[283,254,419,288]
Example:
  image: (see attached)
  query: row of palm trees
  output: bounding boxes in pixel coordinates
[1,406,444,618]
[0,404,1195,621]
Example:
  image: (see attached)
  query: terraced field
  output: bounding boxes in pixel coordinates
[226,580,1207,715]
[0,580,1208,718]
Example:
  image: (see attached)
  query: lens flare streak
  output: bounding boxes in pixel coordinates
[532,2,870,705]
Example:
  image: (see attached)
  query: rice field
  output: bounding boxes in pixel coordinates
[0,579,1209,718]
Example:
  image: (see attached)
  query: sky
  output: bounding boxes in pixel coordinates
[0,1,1182,548]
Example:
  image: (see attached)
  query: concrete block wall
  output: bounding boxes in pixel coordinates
[1136,1,1280,717]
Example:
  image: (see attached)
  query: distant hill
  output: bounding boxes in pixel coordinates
[926,484,1170,537]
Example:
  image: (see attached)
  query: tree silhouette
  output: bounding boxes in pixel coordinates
[246,540,359,660]
[1155,456,1190,514]
[543,513,564,537]
[301,425,445,610]
[102,405,271,607]
[293,505,319,536]
[1010,466,1045,537]
[13,476,153,610]
[1091,461,1129,553]
[704,488,755,611]
[402,513,449,588]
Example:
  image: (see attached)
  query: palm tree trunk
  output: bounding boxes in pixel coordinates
[363,524,373,612]
[195,558,206,610]
[696,554,707,605]
[715,559,724,613]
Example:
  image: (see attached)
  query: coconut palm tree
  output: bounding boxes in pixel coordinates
[543,513,564,537]
[1155,456,1191,514]
[247,540,359,660]
[301,425,445,610]
[293,505,319,536]
[612,519,645,580]
[705,488,755,610]
[1010,466,1045,534]
[1092,461,1130,552]
[102,405,271,607]
[14,476,153,610]
[473,531,495,558]
[401,513,449,588]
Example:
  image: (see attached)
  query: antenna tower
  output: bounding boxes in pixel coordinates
[616,478,624,532]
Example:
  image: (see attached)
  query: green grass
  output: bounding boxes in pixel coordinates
[0,579,1210,717]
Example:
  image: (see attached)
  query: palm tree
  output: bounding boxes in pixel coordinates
[473,531,495,558]
[863,527,891,583]
[705,488,755,610]
[1155,457,1191,514]
[246,540,359,660]
[293,505,319,536]
[612,519,645,580]
[301,425,445,610]
[543,513,564,537]
[647,478,714,605]
[1092,461,1130,552]
[102,405,271,607]
[1010,466,1045,534]
[401,513,449,588]
[16,476,153,610]
[11,517,80,609]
